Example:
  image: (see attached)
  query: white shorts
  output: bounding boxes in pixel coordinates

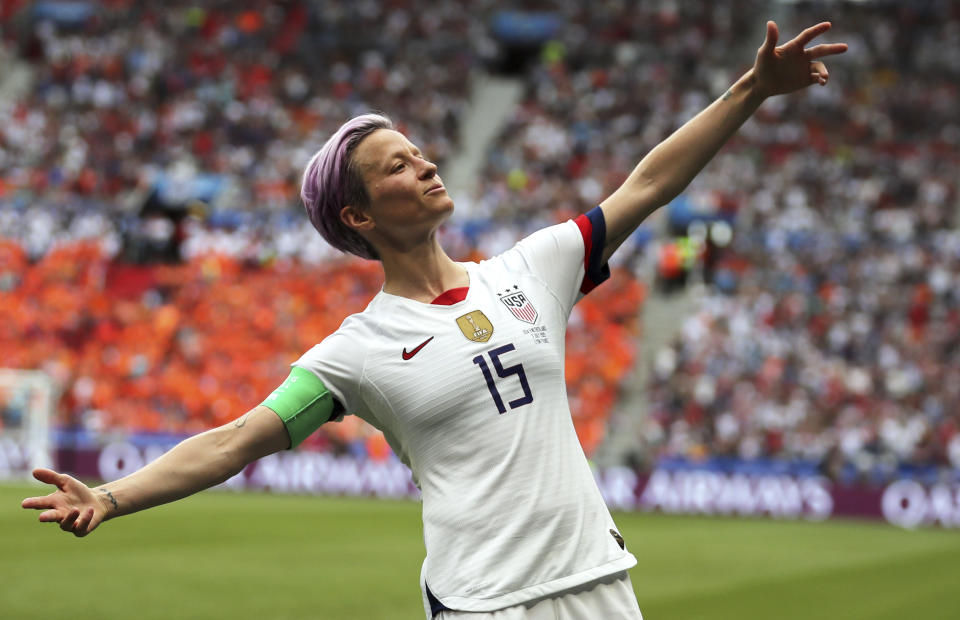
[436,572,643,620]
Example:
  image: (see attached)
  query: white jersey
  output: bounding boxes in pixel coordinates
[294,208,637,616]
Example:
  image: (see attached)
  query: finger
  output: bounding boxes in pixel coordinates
[810,61,828,78]
[38,509,63,523]
[759,20,778,54]
[806,43,848,59]
[791,22,832,47]
[32,468,68,489]
[59,508,80,531]
[22,495,58,510]
[73,507,94,535]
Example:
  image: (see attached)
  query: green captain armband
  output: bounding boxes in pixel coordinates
[261,367,336,448]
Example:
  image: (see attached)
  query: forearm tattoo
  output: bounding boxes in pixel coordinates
[721,88,733,101]
[234,413,249,428]
[99,488,119,512]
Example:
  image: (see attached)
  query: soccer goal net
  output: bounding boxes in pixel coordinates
[0,369,56,480]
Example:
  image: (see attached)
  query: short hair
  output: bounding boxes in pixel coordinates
[301,113,394,260]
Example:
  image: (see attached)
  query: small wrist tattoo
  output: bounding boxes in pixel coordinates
[99,488,119,512]
[234,414,249,428]
[721,88,733,101]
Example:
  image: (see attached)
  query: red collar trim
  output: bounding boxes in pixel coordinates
[431,286,469,305]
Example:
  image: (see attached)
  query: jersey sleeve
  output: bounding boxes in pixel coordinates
[291,317,368,423]
[499,206,611,314]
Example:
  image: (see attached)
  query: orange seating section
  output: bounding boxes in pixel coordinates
[1,240,643,458]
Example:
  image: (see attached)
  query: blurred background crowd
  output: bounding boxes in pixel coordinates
[1,0,958,484]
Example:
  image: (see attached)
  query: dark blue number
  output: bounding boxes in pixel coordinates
[472,354,506,413]
[489,344,533,410]
[472,343,533,414]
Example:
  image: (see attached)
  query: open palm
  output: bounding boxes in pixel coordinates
[21,468,107,537]
[753,21,848,98]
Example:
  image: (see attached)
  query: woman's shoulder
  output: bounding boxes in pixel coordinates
[331,291,410,340]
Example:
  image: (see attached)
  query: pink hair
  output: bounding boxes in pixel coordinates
[300,113,394,260]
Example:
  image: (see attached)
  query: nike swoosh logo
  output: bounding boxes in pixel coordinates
[402,336,434,360]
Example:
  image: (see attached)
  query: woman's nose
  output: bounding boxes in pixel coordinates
[419,159,437,178]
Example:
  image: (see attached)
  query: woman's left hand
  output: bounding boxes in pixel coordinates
[752,21,848,99]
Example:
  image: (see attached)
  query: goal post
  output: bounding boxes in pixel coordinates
[0,369,56,480]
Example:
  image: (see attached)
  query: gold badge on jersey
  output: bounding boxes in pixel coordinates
[456,310,494,343]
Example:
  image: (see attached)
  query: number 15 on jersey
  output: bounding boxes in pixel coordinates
[472,343,533,415]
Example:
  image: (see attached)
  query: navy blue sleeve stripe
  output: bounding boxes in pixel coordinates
[580,206,611,294]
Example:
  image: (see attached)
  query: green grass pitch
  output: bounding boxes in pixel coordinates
[3,483,958,619]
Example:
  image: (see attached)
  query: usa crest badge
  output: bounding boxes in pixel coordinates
[499,286,538,324]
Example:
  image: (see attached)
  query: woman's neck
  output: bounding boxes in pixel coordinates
[379,242,469,303]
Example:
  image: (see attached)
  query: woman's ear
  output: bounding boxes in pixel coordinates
[340,205,374,231]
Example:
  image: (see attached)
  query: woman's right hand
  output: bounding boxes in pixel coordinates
[21,468,109,537]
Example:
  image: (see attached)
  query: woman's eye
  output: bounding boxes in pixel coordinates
[392,163,405,173]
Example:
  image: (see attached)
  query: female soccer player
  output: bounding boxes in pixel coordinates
[23,21,846,619]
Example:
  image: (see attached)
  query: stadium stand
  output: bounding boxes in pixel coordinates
[0,231,641,458]
[1,1,958,480]
[456,1,959,482]
[0,1,475,259]
[0,1,640,458]
[628,3,960,483]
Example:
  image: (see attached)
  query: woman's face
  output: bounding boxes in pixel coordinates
[343,129,454,253]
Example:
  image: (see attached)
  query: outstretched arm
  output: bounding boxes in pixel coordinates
[21,405,289,537]
[599,21,848,262]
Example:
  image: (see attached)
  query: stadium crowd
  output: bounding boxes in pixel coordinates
[444,0,960,481]
[0,238,641,457]
[1,0,477,261]
[2,1,959,479]
[0,0,641,460]
[630,3,960,482]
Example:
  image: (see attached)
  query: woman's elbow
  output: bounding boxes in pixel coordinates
[209,428,252,478]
